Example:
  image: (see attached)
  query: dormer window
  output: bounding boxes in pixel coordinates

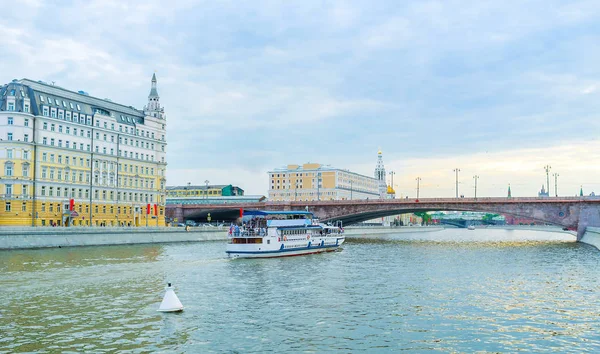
[70,102,74,109]
[76,104,81,110]
[55,99,60,105]
[40,95,45,102]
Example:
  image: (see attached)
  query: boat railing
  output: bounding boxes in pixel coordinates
[229,228,268,237]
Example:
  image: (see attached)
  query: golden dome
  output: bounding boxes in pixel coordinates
[378,149,382,155]
[387,184,395,194]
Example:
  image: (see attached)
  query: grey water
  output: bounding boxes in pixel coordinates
[1,228,600,353]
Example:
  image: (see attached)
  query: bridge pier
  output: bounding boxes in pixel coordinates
[577,204,600,241]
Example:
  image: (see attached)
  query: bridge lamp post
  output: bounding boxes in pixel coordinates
[416,177,421,199]
[204,180,209,200]
[544,165,551,195]
[350,180,353,200]
[473,175,479,200]
[453,168,460,198]
[553,173,559,197]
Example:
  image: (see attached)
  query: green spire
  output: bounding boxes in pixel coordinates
[580,186,583,197]
[507,184,512,198]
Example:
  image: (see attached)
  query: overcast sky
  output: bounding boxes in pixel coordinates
[2,0,600,198]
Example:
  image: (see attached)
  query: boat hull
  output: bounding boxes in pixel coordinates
[227,242,344,259]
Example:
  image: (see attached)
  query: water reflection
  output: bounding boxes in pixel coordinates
[1,229,600,352]
[0,244,163,273]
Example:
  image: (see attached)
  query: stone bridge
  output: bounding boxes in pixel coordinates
[166,197,600,240]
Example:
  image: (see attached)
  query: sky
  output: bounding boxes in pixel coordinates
[2,0,600,198]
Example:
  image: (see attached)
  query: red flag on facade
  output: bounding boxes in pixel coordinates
[239,208,243,218]
[154,204,158,216]
[146,204,151,215]
[69,199,74,211]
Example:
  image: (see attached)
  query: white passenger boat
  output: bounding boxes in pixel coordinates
[467,225,475,230]
[226,210,345,259]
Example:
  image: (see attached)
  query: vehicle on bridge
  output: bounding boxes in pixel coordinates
[226,210,345,259]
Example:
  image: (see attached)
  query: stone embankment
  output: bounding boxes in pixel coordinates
[0,226,226,250]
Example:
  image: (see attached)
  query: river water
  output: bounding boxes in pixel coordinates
[1,228,600,353]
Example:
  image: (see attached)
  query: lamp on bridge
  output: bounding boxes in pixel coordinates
[453,168,460,198]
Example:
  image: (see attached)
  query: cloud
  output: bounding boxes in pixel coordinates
[1,0,599,197]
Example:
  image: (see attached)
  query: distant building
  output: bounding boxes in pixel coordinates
[268,162,380,201]
[165,184,265,205]
[167,184,244,198]
[538,185,549,197]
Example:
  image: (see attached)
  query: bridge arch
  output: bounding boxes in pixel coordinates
[319,206,566,228]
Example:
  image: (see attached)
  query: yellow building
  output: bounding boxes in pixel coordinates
[268,163,380,201]
[0,75,167,227]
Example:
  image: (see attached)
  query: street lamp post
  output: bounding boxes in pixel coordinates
[204,180,209,200]
[453,168,460,198]
[317,172,321,201]
[544,165,551,195]
[416,177,421,199]
[473,175,479,199]
[350,180,353,200]
[553,173,559,197]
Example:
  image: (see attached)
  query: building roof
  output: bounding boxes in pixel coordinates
[149,73,159,98]
[268,163,378,181]
[21,79,144,118]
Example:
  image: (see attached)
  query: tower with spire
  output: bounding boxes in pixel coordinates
[374,149,387,199]
[144,72,165,119]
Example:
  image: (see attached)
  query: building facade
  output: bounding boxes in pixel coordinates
[268,163,380,201]
[0,74,167,227]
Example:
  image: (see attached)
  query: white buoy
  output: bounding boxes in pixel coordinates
[158,283,184,312]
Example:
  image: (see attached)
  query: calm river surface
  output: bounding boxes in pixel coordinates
[1,228,600,353]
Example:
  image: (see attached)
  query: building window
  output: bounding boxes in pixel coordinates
[4,164,12,176]
[24,104,30,113]
[24,118,29,127]
[5,184,12,196]
[7,117,13,125]
[24,134,29,142]
[5,202,11,212]
[7,102,15,111]
[43,107,49,116]
[41,187,46,196]
[7,133,12,141]
[7,149,12,159]
[22,202,26,212]
[22,165,28,177]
